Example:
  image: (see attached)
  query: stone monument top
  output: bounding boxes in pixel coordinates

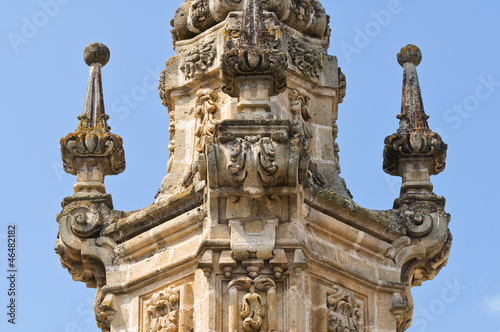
[55,2,452,331]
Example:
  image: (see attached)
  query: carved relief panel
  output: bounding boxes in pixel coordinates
[141,284,194,332]
[326,286,364,332]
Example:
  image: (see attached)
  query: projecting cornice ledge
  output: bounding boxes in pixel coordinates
[303,181,452,287]
[101,183,204,243]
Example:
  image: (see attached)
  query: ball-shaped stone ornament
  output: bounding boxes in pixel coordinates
[397,44,422,67]
[84,42,110,67]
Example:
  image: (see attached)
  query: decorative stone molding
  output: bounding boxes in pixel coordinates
[327,286,363,332]
[207,120,300,194]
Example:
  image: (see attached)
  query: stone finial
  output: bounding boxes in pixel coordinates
[60,42,125,195]
[81,42,110,132]
[396,45,429,133]
[383,45,447,196]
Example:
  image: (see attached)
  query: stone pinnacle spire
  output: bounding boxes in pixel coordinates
[396,44,429,133]
[60,42,125,195]
[80,42,111,131]
[383,45,447,196]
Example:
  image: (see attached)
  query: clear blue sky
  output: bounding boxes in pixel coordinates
[1,1,499,331]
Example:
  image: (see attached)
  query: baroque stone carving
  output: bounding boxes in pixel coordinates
[383,131,447,177]
[144,286,180,332]
[390,292,413,332]
[65,201,102,238]
[180,39,216,79]
[406,230,452,286]
[182,89,219,186]
[327,286,363,332]
[60,42,125,195]
[288,38,323,78]
[95,291,116,332]
[172,0,329,40]
[228,276,277,332]
[289,88,312,180]
[221,0,288,97]
[383,45,447,181]
[194,89,219,153]
[338,67,346,103]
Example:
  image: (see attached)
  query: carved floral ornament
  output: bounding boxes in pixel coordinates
[288,38,323,79]
[144,286,180,332]
[180,39,217,79]
[327,286,363,332]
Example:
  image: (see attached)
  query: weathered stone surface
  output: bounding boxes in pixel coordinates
[56,5,451,332]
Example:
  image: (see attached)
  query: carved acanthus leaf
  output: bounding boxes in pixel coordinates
[257,137,278,184]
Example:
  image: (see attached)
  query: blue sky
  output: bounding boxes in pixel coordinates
[1,1,499,331]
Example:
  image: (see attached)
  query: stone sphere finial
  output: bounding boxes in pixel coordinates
[397,44,422,67]
[84,42,110,67]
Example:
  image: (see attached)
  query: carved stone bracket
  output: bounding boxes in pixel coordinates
[229,218,278,261]
[205,120,299,195]
[55,197,117,288]
[95,289,116,332]
[390,292,413,332]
